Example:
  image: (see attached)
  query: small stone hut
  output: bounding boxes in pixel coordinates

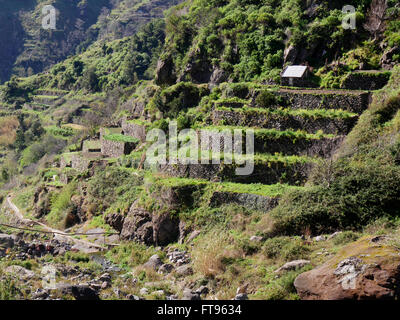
[281,65,313,87]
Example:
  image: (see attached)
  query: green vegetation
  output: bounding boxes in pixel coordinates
[0,0,399,302]
[46,182,78,229]
[269,67,400,236]
[103,134,139,143]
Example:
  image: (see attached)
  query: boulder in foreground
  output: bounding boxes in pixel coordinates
[294,236,400,300]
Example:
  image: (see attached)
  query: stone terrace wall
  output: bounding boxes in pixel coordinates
[341,72,391,91]
[155,162,314,185]
[266,90,371,114]
[101,139,125,158]
[71,154,90,172]
[198,129,345,158]
[212,109,357,135]
[101,138,136,158]
[122,120,147,142]
[210,191,279,211]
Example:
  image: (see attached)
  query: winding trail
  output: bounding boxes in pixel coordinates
[5,195,104,253]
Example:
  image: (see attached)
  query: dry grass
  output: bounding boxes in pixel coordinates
[252,213,275,235]
[0,116,19,146]
[192,230,243,278]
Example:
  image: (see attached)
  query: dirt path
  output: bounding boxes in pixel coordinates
[5,195,104,253]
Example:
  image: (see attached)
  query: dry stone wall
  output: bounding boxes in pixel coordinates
[264,91,371,114]
[122,120,147,142]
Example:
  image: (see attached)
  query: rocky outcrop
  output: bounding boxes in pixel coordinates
[105,212,125,232]
[381,46,400,70]
[155,56,177,85]
[33,186,51,218]
[177,50,213,84]
[294,236,400,300]
[152,212,180,246]
[120,203,180,246]
[209,66,228,86]
[120,206,154,244]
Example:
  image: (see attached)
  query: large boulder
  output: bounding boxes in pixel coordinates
[105,212,125,232]
[120,203,180,246]
[56,283,100,300]
[294,236,400,300]
[275,260,311,273]
[5,265,35,280]
[120,205,153,245]
[143,254,163,271]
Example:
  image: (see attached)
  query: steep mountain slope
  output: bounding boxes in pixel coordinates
[0,0,399,301]
[0,0,180,83]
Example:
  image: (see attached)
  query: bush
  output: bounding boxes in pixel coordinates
[20,134,66,167]
[270,161,400,235]
[87,167,143,214]
[263,237,310,261]
[0,277,19,300]
[192,230,242,277]
[255,90,281,108]
[333,231,360,245]
[46,182,77,229]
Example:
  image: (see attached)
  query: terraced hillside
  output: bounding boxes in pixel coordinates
[131,85,372,213]
[0,0,399,302]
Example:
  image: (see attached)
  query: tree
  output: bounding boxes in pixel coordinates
[82,66,99,92]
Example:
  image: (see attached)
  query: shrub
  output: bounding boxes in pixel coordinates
[0,277,19,300]
[332,231,360,245]
[263,237,310,261]
[46,182,77,229]
[270,161,400,235]
[255,90,281,108]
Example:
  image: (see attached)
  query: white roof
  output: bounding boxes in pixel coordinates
[282,65,308,78]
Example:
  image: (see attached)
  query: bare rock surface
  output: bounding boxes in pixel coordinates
[275,260,311,273]
[294,236,400,300]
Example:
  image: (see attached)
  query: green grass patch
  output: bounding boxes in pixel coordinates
[103,134,139,143]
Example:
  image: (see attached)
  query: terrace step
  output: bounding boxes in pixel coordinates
[199,126,345,158]
[264,88,371,114]
[150,155,316,186]
[151,176,300,211]
[212,107,358,135]
[35,89,69,97]
[32,95,61,106]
